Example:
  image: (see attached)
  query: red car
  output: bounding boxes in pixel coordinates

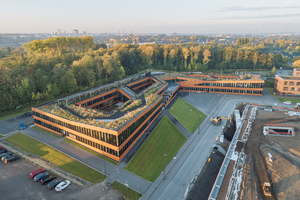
[29,168,45,178]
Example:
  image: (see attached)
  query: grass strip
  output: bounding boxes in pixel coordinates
[63,139,118,165]
[6,132,106,183]
[276,98,300,104]
[264,88,276,96]
[125,116,187,182]
[169,97,206,133]
[111,181,142,200]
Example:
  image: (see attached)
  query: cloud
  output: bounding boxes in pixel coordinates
[220,5,300,12]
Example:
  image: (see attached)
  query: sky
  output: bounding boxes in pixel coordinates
[1,0,300,34]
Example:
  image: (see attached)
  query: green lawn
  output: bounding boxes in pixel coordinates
[6,132,106,183]
[111,181,142,200]
[169,97,206,133]
[63,139,118,165]
[264,88,276,96]
[276,98,300,104]
[125,116,187,182]
[0,134,4,138]
[33,126,61,138]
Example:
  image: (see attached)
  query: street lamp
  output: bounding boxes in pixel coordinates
[164,154,167,180]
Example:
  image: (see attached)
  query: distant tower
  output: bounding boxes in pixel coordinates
[57,28,61,35]
[73,29,78,35]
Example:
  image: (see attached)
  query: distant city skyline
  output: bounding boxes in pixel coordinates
[1,0,300,34]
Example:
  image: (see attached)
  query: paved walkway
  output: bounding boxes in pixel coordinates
[21,128,151,194]
[165,111,191,138]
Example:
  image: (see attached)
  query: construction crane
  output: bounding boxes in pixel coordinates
[211,116,232,126]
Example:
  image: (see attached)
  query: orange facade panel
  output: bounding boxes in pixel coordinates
[33,115,119,151]
[75,89,119,106]
[119,109,162,161]
[156,83,168,94]
[118,103,162,150]
[35,123,62,136]
[126,77,157,87]
[66,136,120,161]
[86,95,118,108]
[32,107,118,135]
[117,97,163,134]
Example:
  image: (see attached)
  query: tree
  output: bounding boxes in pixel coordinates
[203,49,211,64]
[293,60,300,68]
[271,66,276,74]
[60,69,78,93]
[267,53,274,67]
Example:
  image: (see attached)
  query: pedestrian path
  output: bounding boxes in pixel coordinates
[165,112,192,138]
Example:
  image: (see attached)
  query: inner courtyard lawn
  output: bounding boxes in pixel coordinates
[6,132,106,183]
[125,116,187,182]
[169,97,206,133]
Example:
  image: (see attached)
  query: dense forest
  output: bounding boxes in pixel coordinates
[0,36,292,113]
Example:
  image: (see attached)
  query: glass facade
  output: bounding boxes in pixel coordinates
[33,99,162,158]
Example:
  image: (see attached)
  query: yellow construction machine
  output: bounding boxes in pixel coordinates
[211,116,232,126]
[295,105,300,110]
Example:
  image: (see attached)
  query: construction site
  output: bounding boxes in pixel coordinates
[205,103,300,200]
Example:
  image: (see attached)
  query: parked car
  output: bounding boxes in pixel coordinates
[24,112,32,116]
[47,179,62,190]
[4,155,20,163]
[40,174,56,185]
[0,152,12,160]
[0,148,7,154]
[33,172,49,182]
[0,146,2,149]
[284,101,291,104]
[20,123,26,130]
[1,154,11,161]
[39,174,50,184]
[55,180,71,192]
[29,168,45,178]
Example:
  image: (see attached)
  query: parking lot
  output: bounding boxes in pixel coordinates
[0,158,77,200]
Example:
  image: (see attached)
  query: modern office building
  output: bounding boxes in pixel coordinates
[32,72,264,162]
[73,29,78,35]
[274,68,300,97]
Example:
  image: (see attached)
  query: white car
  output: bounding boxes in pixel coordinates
[284,101,291,105]
[55,180,71,192]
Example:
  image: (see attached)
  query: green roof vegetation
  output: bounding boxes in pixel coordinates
[41,94,160,130]
[111,181,142,200]
[125,116,187,182]
[169,97,206,133]
[6,132,106,183]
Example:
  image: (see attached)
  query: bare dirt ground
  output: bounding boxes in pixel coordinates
[241,109,300,200]
[239,156,262,200]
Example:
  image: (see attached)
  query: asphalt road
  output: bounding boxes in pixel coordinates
[0,114,34,135]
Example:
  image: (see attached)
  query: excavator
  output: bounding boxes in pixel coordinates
[295,104,300,110]
[211,116,232,126]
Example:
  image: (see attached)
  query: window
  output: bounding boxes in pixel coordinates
[283,87,288,91]
[289,82,295,86]
[297,82,300,86]
[287,93,293,97]
[298,88,300,91]
[291,87,295,91]
[284,82,288,85]
[282,93,286,96]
